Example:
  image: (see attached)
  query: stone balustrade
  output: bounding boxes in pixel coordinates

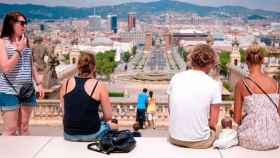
[29,99,233,126]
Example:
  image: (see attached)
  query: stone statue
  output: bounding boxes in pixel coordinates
[43,45,60,89]
[32,36,49,72]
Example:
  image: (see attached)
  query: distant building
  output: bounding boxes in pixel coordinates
[271,23,280,30]
[111,15,118,33]
[119,31,145,45]
[88,15,101,31]
[128,12,136,32]
[172,29,208,45]
[107,15,118,33]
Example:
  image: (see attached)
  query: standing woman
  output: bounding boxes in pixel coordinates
[234,44,280,150]
[0,11,44,135]
[60,52,112,141]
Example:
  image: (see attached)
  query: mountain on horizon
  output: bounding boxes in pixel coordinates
[0,0,279,20]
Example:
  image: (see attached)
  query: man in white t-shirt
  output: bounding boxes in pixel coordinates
[167,44,221,149]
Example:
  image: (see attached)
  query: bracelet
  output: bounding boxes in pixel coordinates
[15,49,21,57]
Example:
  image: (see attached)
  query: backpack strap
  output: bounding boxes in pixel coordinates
[87,141,113,155]
[246,76,278,110]
[87,142,103,152]
[277,83,279,94]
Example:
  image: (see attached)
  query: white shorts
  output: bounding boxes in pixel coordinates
[147,113,157,120]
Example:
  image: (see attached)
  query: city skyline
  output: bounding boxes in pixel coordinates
[0,0,280,12]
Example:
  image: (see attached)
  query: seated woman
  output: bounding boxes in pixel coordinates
[234,44,280,150]
[60,52,112,142]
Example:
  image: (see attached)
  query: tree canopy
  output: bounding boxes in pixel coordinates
[95,50,117,79]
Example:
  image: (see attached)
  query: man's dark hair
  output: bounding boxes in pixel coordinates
[143,88,148,93]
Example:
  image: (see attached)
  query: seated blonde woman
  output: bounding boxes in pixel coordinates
[60,52,112,142]
[234,44,280,150]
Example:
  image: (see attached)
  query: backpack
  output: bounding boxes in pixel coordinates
[87,130,136,154]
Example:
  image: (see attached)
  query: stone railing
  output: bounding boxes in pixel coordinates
[28,100,233,126]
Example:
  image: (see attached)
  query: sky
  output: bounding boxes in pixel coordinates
[0,0,279,12]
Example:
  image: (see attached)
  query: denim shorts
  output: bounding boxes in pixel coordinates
[64,121,111,142]
[0,92,37,111]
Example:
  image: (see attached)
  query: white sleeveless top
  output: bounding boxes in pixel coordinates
[0,38,33,95]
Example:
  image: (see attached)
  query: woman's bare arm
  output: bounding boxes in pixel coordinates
[0,39,21,73]
[99,82,112,121]
[234,80,243,125]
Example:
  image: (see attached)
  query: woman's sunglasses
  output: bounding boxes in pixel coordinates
[16,20,27,26]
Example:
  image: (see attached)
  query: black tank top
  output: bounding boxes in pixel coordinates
[63,77,101,135]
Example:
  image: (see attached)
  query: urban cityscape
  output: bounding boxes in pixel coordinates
[0,0,280,157]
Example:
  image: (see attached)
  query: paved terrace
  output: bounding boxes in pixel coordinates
[1,136,279,158]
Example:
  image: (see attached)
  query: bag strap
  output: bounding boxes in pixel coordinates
[2,73,18,94]
[246,77,278,110]
[242,79,253,95]
[2,49,33,94]
[90,80,99,97]
[87,141,113,155]
[87,142,102,152]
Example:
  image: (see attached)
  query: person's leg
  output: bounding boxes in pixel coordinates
[19,94,37,135]
[64,121,111,142]
[1,109,19,135]
[0,93,20,136]
[18,106,33,135]
[152,114,156,129]
[139,109,145,129]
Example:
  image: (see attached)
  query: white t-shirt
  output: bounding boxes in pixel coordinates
[167,70,222,141]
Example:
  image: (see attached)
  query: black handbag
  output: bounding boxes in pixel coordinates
[3,74,35,102]
[87,130,136,155]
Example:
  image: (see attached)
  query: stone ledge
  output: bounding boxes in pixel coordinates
[0,136,279,158]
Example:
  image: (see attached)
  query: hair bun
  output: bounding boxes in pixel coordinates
[249,44,262,54]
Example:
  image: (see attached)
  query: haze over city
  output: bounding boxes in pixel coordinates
[0,0,280,11]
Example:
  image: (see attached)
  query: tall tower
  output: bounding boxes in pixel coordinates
[111,15,118,33]
[145,32,152,51]
[231,37,241,66]
[107,15,118,33]
[128,12,136,32]
[164,32,172,50]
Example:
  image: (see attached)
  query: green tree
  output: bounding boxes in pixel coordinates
[239,48,246,63]
[218,50,231,77]
[122,51,131,63]
[95,50,117,80]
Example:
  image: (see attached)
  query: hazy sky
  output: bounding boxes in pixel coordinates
[0,0,279,11]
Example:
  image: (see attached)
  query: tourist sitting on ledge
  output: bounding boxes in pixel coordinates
[234,44,280,150]
[60,52,112,142]
[167,44,221,149]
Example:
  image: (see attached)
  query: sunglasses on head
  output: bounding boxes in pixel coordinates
[16,20,27,26]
